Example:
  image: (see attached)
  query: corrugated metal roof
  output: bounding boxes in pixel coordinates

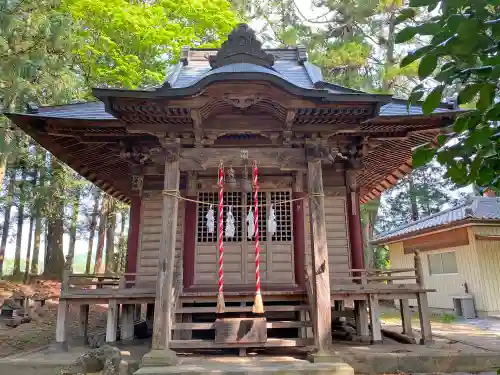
[375,197,500,243]
[379,102,453,116]
[172,60,313,89]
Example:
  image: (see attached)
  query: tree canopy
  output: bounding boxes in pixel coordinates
[396,0,500,191]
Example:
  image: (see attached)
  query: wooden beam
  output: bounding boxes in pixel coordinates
[174,147,306,171]
[307,160,332,352]
[150,156,180,362]
[475,234,500,241]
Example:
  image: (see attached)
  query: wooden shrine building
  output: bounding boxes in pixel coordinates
[5,24,461,364]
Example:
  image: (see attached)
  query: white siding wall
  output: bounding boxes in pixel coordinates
[389,228,482,310]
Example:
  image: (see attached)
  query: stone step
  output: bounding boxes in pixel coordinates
[176,305,309,314]
[135,360,354,375]
[170,338,313,349]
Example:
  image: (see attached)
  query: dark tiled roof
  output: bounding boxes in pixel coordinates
[375,197,500,243]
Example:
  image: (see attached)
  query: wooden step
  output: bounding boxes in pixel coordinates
[176,305,309,314]
[170,338,313,349]
[172,320,312,330]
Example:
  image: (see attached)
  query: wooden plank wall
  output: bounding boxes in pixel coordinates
[136,191,184,285]
[305,195,351,285]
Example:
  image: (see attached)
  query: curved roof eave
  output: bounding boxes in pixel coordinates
[93,70,392,104]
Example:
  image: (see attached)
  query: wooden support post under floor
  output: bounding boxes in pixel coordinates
[122,304,135,341]
[78,304,89,345]
[143,153,180,366]
[417,292,433,344]
[399,299,413,337]
[368,295,382,343]
[307,160,332,353]
[354,300,370,342]
[55,300,69,350]
[106,299,118,343]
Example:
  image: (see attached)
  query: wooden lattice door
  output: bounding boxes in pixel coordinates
[193,189,295,287]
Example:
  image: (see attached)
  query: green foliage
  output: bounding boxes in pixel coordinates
[439,312,457,324]
[397,0,500,190]
[376,164,468,233]
[65,0,239,89]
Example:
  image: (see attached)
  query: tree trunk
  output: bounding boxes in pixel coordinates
[44,156,65,279]
[0,171,16,277]
[68,192,80,269]
[0,128,12,190]
[24,170,37,283]
[94,195,109,274]
[86,189,101,274]
[105,198,116,273]
[31,153,45,275]
[13,167,27,277]
[408,174,419,221]
[382,10,397,92]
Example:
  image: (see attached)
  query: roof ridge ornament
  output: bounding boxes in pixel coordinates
[209,24,275,69]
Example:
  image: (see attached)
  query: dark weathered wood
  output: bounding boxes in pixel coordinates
[169,338,313,349]
[106,299,118,343]
[368,294,382,343]
[399,299,413,337]
[55,300,69,350]
[354,300,369,340]
[173,320,312,330]
[215,317,267,344]
[125,196,141,278]
[307,160,332,352]
[176,148,306,171]
[417,292,433,344]
[151,156,180,352]
[121,304,135,341]
[78,304,89,345]
[176,305,308,314]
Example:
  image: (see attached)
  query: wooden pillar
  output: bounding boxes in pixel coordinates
[399,299,413,337]
[293,171,306,287]
[121,304,135,341]
[78,304,90,345]
[55,299,69,350]
[307,160,332,352]
[354,300,370,341]
[183,172,197,289]
[106,299,118,343]
[414,250,432,344]
[126,195,141,280]
[134,304,142,321]
[144,151,180,366]
[345,169,364,271]
[368,294,382,343]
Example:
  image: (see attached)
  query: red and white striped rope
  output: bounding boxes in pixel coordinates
[252,160,261,295]
[218,165,224,296]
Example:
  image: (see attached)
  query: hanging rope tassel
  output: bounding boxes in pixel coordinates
[216,163,225,314]
[252,160,264,314]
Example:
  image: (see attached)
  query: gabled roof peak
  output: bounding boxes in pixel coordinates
[209,24,275,69]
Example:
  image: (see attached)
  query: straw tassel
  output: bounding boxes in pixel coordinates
[252,160,264,314]
[216,163,225,314]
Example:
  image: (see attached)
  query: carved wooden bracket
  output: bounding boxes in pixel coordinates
[209,24,275,69]
[132,175,144,195]
[222,93,266,109]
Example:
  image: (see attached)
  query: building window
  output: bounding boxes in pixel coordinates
[428,251,458,275]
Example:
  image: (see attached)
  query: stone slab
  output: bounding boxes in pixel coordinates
[135,361,354,375]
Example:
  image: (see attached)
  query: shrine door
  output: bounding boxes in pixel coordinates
[193,190,295,288]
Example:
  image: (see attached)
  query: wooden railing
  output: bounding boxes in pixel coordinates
[330,250,425,287]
